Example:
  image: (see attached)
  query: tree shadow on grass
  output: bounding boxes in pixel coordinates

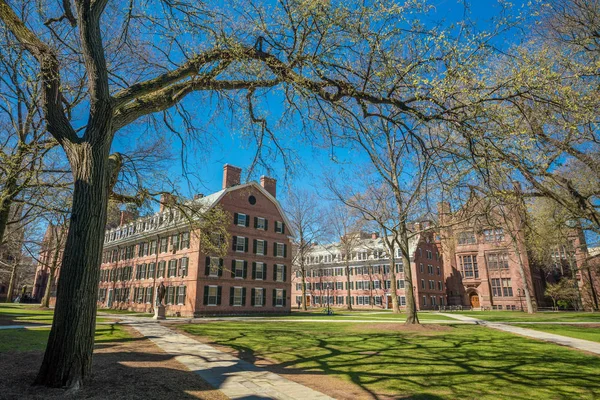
[181,322,600,400]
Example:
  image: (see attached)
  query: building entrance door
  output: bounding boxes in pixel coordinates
[469,293,480,308]
[386,295,392,309]
[306,295,311,307]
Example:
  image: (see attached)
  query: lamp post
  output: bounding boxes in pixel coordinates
[518,288,524,312]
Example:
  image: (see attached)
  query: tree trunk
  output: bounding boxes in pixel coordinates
[0,196,12,247]
[512,241,536,314]
[5,262,18,303]
[586,267,599,311]
[35,142,111,389]
[301,268,308,311]
[399,230,419,325]
[345,260,352,310]
[41,268,55,308]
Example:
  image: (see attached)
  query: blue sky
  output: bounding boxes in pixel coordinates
[112,0,532,205]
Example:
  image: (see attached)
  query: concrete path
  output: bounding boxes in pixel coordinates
[125,319,334,400]
[440,313,600,355]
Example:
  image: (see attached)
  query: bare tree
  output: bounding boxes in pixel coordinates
[285,189,324,311]
[0,0,520,387]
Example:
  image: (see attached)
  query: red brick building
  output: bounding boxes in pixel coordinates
[292,230,446,310]
[438,199,544,310]
[32,224,66,303]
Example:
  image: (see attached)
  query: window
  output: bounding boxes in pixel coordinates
[157,261,166,278]
[438,281,443,291]
[275,221,285,234]
[274,289,284,306]
[160,238,168,253]
[428,265,434,274]
[275,264,285,282]
[400,296,406,306]
[396,263,403,273]
[231,287,244,306]
[275,242,286,258]
[487,252,509,270]
[419,263,424,273]
[206,286,220,306]
[234,260,245,279]
[168,259,178,277]
[373,280,381,289]
[483,228,504,243]
[253,262,265,280]
[145,287,153,304]
[147,262,156,279]
[149,240,157,255]
[436,266,441,276]
[171,234,179,251]
[502,278,513,297]
[179,257,188,277]
[236,213,248,227]
[180,232,190,249]
[177,286,186,304]
[166,286,175,305]
[336,296,344,304]
[255,239,265,255]
[336,281,343,290]
[255,217,267,230]
[233,236,247,252]
[421,279,425,289]
[209,257,220,277]
[459,255,479,279]
[423,296,427,306]
[426,250,432,259]
[253,288,264,306]
[458,231,476,245]
[491,278,502,297]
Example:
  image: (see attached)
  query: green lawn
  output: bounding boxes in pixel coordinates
[0,303,145,324]
[0,324,130,352]
[453,311,600,323]
[180,321,600,400]
[513,324,600,343]
[283,309,454,321]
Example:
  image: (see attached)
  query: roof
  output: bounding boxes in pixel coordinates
[308,234,421,258]
[104,181,294,245]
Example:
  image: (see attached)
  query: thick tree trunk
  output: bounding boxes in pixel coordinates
[512,241,536,314]
[399,230,419,325]
[0,197,12,247]
[35,142,111,389]
[5,262,17,303]
[586,267,599,311]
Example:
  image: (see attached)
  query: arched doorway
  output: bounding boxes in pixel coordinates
[469,292,480,308]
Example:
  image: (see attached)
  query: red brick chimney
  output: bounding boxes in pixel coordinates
[222,164,242,189]
[119,211,134,226]
[159,193,176,212]
[260,176,276,198]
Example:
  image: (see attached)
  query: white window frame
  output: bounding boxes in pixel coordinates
[233,286,243,306]
[235,236,246,252]
[275,264,284,282]
[254,288,264,306]
[275,242,285,258]
[275,289,284,307]
[207,286,218,306]
[235,260,244,279]
[209,257,220,277]
[237,213,247,227]
[256,217,266,230]
[256,239,265,255]
[255,262,264,280]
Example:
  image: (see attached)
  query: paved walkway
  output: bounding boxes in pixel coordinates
[440,313,600,355]
[125,319,334,400]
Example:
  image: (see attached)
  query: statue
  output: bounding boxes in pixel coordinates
[154,282,166,320]
[156,282,166,306]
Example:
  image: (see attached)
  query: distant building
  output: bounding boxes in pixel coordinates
[32,224,67,303]
[292,229,446,310]
[0,204,25,302]
[97,165,293,317]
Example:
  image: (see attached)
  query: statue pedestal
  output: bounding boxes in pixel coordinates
[153,304,166,320]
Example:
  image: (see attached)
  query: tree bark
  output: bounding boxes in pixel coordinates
[345,259,353,310]
[513,242,536,314]
[301,268,308,311]
[0,196,12,247]
[5,262,17,303]
[399,229,419,325]
[35,141,111,388]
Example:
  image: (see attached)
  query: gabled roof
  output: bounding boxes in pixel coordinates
[308,234,421,258]
[193,181,296,238]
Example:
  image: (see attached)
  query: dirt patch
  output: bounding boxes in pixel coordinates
[170,323,392,400]
[0,325,227,400]
[349,323,454,334]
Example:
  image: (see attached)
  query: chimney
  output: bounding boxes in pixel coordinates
[223,164,242,189]
[159,193,176,213]
[119,211,134,226]
[260,176,277,198]
[371,232,379,240]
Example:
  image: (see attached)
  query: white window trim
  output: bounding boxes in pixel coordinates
[255,262,264,280]
[237,213,247,227]
[235,260,244,279]
[207,285,218,306]
[233,286,243,307]
[254,288,264,307]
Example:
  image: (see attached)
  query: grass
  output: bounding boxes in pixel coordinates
[180,321,600,400]
[281,309,455,321]
[0,303,146,324]
[0,324,130,353]
[452,311,600,322]
[512,324,600,343]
